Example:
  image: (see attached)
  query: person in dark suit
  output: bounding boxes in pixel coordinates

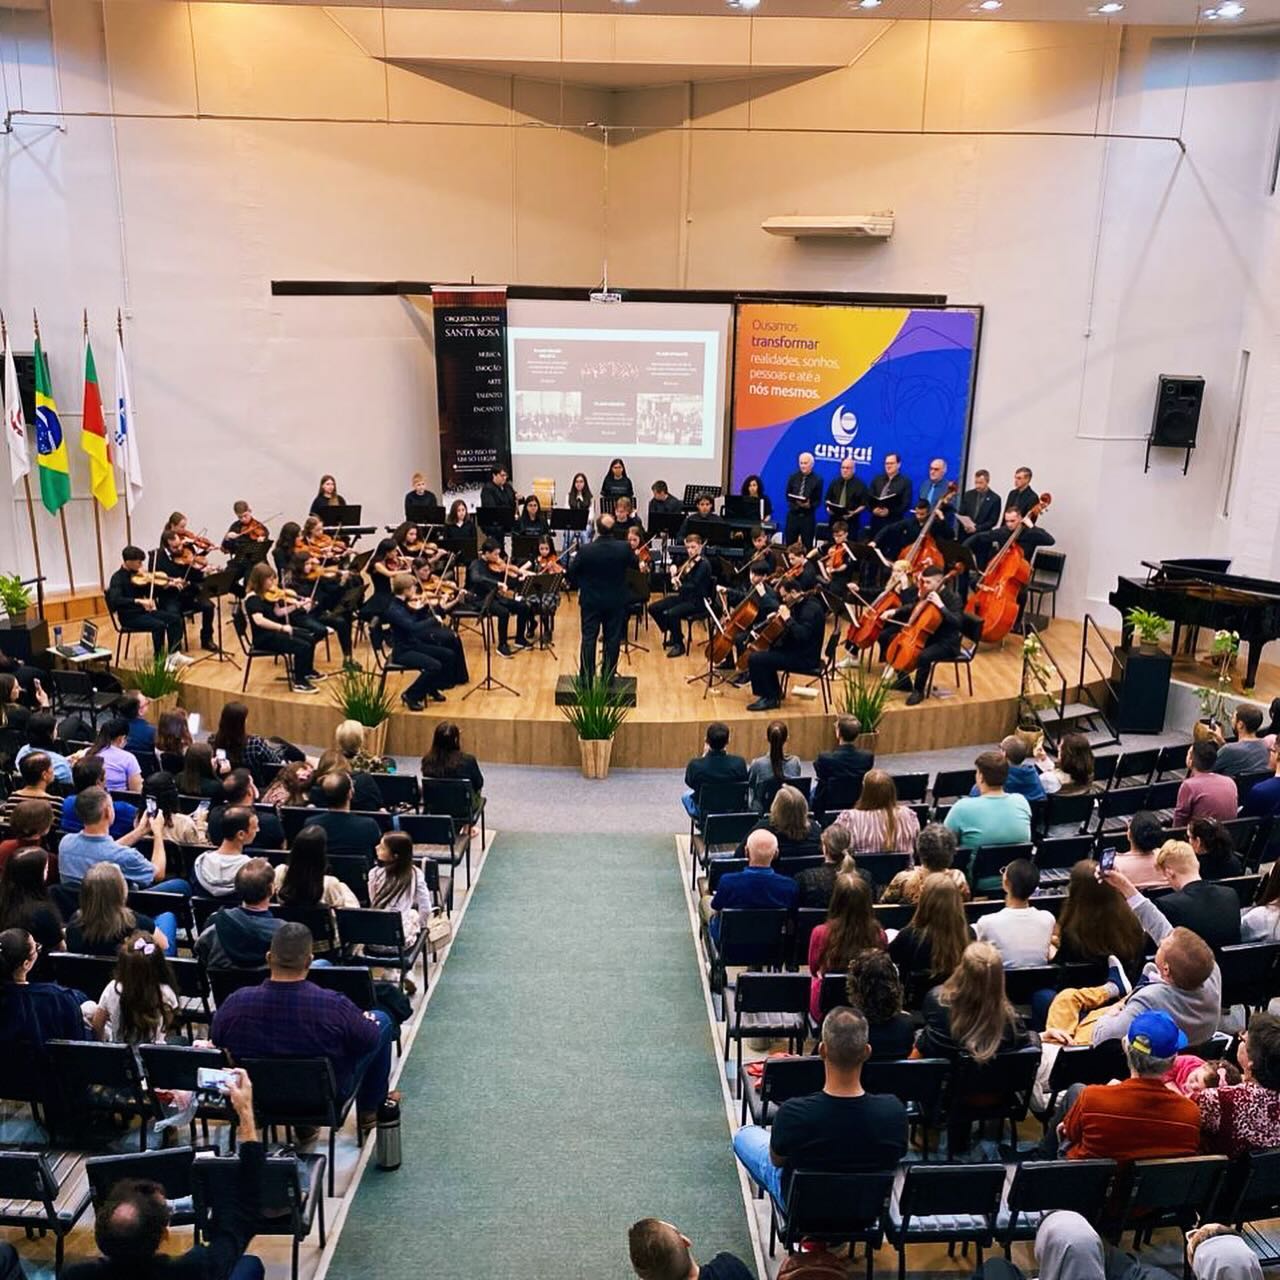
[306,772,383,853]
[478,464,517,539]
[564,516,638,680]
[956,469,1001,538]
[868,453,911,537]
[746,581,827,711]
[782,453,824,548]
[650,533,715,658]
[682,721,748,821]
[824,457,870,536]
[1005,466,1040,519]
[917,458,956,534]
[878,563,964,705]
[812,714,875,812]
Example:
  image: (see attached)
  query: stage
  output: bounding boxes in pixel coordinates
[82,605,1125,769]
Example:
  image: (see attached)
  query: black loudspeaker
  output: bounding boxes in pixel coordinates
[0,354,38,425]
[1151,375,1204,448]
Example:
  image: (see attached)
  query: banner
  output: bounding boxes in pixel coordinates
[730,302,980,521]
[432,286,511,495]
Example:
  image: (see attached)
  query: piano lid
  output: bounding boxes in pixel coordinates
[1137,557,1280,604]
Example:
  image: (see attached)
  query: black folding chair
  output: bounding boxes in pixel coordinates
[1109,748,1159,790]
[931,768,976,806]
[887,772,929,804]
[399,812,471,901]
[862,1057,950,1161]
[816,774,863,813]
[420,776,486,851]
[0,1150,93,1276]
[742,1053,825,1127]
[946,1044,1041,1153]
[856,852,912,898]
[273,902,340,952]
[86,1147,202,1229]
[207,966,269,1007]
[47,1040,157,1151]
[1153,743,1191,780]
[128,889,197,948]
[49,952,116,1000]
[998,1158,1117,1253]
[704,908,789,1008]
[886,1163,1005,1280]
[335,906,427,989]
[724,972,810,1095]
[770,1169,893,1269]
[790,906,828,971]
[1035,1039,1128,1125]
[1034,833,1095,885]
[373,772,420,812]
[1218,942,1280,1014]
[1145,778,1182,818]
[971,842,1034,896]
[137,1044,236,1145]
[691,811,758,888]
[1003,960,1105,1008]
[1093,786,1150,834]
[1108,1154,1228,1249]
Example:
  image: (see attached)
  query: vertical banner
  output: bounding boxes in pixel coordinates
[432,286,511,495]
[730,302,980,518]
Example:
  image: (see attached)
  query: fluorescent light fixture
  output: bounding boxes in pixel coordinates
[1216,2,1245,15]
[979,2,1003,11]
[1096,3,1124,12]
[858,0,883,9]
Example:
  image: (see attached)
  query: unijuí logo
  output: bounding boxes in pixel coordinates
[831,405,858,445]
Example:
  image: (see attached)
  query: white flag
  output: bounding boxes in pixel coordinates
[114,328,143,514]
[3,329,30,488]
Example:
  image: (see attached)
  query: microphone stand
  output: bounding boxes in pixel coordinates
[463,586,519,699]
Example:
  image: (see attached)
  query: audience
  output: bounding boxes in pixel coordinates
[0,752,58,830]
[1193,1010,1280,1157]
[881,823,969,905]
[973,858,1055,967]
[1242,861,1280,942]
[1242,737,1280,818]
[153,707,193,773]
[306,773,383,852]
[0,799,55,875]
[275,825,359,910]
[916,941,1032,1062]
[806,872,885,1022]
[732,1007,907,1205]
[195,806,260,898]
[707,830,797,943]
[61,756,139,839]
[420,721,485,795]
[682,722,747,821]
[259,759,314,808]
[368,832,433,944]
[1110,810,1167,888]
[945,751,1032,849]
[1043,732,1094,796]
[888,873,972,999]
[1212,704,1270,777]
[143,771,200,845]
[86,716,144,793]
[175,741,222,800]
[67,862,174,955]
[739,785,821,860]
[1152,839,1241,949]
[335,718,390,775]
[0,927,86,1065]
[1050,860,1145,980]
[745,720,801,814]
[310,749,384,814]
[210,700,288,774]
[89,930,178,1044]
[1186,815,1244,880]
[832,768,919,855]
[969,735,1050,801]
[793,824,850,908]
[195,858,282,970]
[811,714,873,814]
[0,848,63,978]
[207,769,284,849]
[627,1218,752,1280]
[117,691,156,754]
[845,949,915,1061]
[15,711,73,784]
[1173,740,1239,825]
[57,788,184,891]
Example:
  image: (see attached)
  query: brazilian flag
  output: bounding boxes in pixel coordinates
[34,334,71,514]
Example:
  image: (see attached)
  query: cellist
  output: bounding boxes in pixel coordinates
[874,499,933,564]
[879,563,964,706]
[964,504,1056,573]
[744,579,827,713]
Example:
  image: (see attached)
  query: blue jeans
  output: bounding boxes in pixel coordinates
[682,792,699,821]
[346,1009,395,1114]
[231,1256,264,1280]
[733,1124,785,1208]
[151,877,191,895]
[154,912,177,954]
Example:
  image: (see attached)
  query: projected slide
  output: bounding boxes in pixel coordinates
[508,326,720,458]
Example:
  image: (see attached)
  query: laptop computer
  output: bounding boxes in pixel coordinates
[57,619,99,659]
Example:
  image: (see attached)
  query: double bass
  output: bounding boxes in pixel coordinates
[885,564,965,674]
[965,493,1053,643]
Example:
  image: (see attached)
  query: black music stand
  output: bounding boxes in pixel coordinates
[477,505,515,546]
[724,494,762,522]
[688,598,729,695]
[463,588,519,700]
[524,572,562,656]
[648,510,686,588]
[550,507,588,535]
[510,534,542,567]
[198,569,240,668]
[405,501,446,528]
[620,568,652,662]
[683,483,721,507]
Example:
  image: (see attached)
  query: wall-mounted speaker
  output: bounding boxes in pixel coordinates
[1,354,37,426]
[1151,375,1205,449]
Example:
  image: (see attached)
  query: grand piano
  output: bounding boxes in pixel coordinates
[1109,557,1280,689]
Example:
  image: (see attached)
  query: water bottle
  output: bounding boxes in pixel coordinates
[375,1099,401,1170]
[53,625,63,648]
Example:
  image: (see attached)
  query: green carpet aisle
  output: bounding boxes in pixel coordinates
[326,834,755,1279]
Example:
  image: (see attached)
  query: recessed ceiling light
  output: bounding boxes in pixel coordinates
[729,0,761,8]
[1215,2,1245,15]
[858,0,883,9]
[1096,3,1124,12]
[979,3,1003,11]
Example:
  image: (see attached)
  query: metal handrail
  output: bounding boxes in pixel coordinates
[1022,623,1068,723]
[1079,614,1121,707]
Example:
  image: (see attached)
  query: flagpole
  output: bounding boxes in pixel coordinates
[1,311,44,592]
[117,309,132,546]
[84,311,106,593]
[35,310,76,595]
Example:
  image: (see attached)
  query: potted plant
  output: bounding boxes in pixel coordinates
[837,664,893,752]
[1125,606,1172,654]
[1015,632,1055,754]
[559,672,632,779]
[1193,629,1240,742]
[121,647,184,723]
[328,665,397,757]
[0,574,32,625]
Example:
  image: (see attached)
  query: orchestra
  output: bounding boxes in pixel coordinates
[92,455,1055,715]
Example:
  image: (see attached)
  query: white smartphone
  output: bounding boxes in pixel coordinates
[144,796,158,817]
[187,712,201,736]
[214,748,227,763]
[195,1066,237,1094]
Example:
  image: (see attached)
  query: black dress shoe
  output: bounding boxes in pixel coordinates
[665,643,686,658]
[730,672,752,687]
[427,690,447,703]
[893,676,912,693]
[905,691,925,706]
[746,697,780,712]
[401,695,425,712]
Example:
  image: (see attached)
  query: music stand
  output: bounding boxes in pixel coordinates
[510,534,542,567]
[550,507,588,534]
[724,494,762,522]
[620,568,652,661]
[463,588,519,700]
[688,516,732,550]
[687,598,728,696]
[648,510,686,586]
[524,572,562,657]
[405,501,446,527]
[682,483,721,507]
[477,505,516,544]
[197,569,240,668]
[322,504,362,528]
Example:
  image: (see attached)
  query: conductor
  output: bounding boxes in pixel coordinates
[565,516,638,681]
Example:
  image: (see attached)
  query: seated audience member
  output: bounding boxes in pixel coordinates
[420,721,485,794]
[57,788,184,891]
[811,714,873,814]
[974,859,1055,968]
[274,825,359,910]
[916,940,1033,1061]
[732,1007,907,1205]
[888,873,973,998]
[708,830,797,943]
[143,771,200,846]
[65,1068,266,1280]
[1242,861,1280,942]
[195,859,282,970]
[1213,704,1270,777]
[61,756,138,838]
[1187,817,1244,880]
[306,772,382,853]
[881,823,970,905]
[212,921,398,1133]
[794,824,851,909]
[153,707,192,774]
[15,711,73,783]
[1173,740,1239,826]
[195,807,259,898]
[176,742,223,800]
[1165,1053,1241,1096]
[118,691,156,755]
[67,863,174,955]
[1044,732,1095,796]
[334,718,391,775]
[86,716,144,793]
[1152,839,1241,949]
[745,720,802,814]
[944,751,1032,849]
[738,786,821,860]
[0,799,55,876]
[682,722,747,821]
[259,760,314,808]
[627,1218,752,1280]
[0,752,59,828]
[1110,810,1167,888]
[1043,865,1221,1048]
[368,832,432,944]
[967,735,1052,801]
[1242,739,1280,818]
[90,930,178,1045]
[1193,1010,1280,1157]
[0,848,64,978]
[833,769,919,855]
[0,927,86,1059]
[210,699,290,774]
[207,769,285,850]
[1051,1011,1200,1163]
[309,749,384,815]
[807,872,886,1022]
[1051,860,1146,980]
[846,949,916,1061]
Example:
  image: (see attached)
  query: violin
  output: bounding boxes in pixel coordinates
[821,541,851,576]
[777,544,823,582]
[706,582,765,666]
[179,530,215,554]
[303,564,344,582]
[965,493,1053,644]
[243,517,269,542]
[131,571,178,589]
[415,575,461,605]
[170,545,206,570]
[885,564,966,674]
[261,586,305,606]
[537,552,566,575]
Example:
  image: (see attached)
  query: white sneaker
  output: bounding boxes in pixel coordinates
[165,652,195,670]
[836,655,857,671]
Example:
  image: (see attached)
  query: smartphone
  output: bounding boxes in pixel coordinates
[144,796,158,817]
[195,1066,237,1094]
[214,748,227,763]
[187,712,201,737]
[1098,848,1118,874]
[194,800,211,816]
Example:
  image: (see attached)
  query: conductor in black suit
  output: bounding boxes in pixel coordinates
[565,516,637,680]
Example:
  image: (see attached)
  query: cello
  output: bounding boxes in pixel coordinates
[736,588,820,672]
[965,493,1053,643]
[885,564,965,674]
[845,481,958,650]
[706,582,766,667]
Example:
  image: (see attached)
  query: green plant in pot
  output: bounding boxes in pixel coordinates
[0,574,32,624]
[1125,606,1171,652]
[559,672,632,778]
[121,648,184,724]
[837,664,893,750]
[1194,629,1240,739]
[328,665,397,757]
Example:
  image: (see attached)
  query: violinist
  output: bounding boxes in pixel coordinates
[301,514,347,560]
[360,538,403,622]
[222,501,270,593]
[392,521,426,562]
[964,505,1056,573]
[824,457,870,534]
[874,499,932,564]
[282,553,354,664]
[780,542,820,592]
[535,534,566,577]
[745,579,826,712]
[878,563,964,706]
[272,522,302,576]
[746,527,784,577]
[868,452,911,537]
[164,511,216,559]
[516,494,551,540]
[107,546,185,658]
[404,472,438,520]
[466,539,534,657]
[155,528,217,651]
[243,563,321,693]
[384,574,454,710]
[309,474,345,516]
[528,534,565,644]
[650,532,715,659]
[625,526,652,573]
[818,520,855,597]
